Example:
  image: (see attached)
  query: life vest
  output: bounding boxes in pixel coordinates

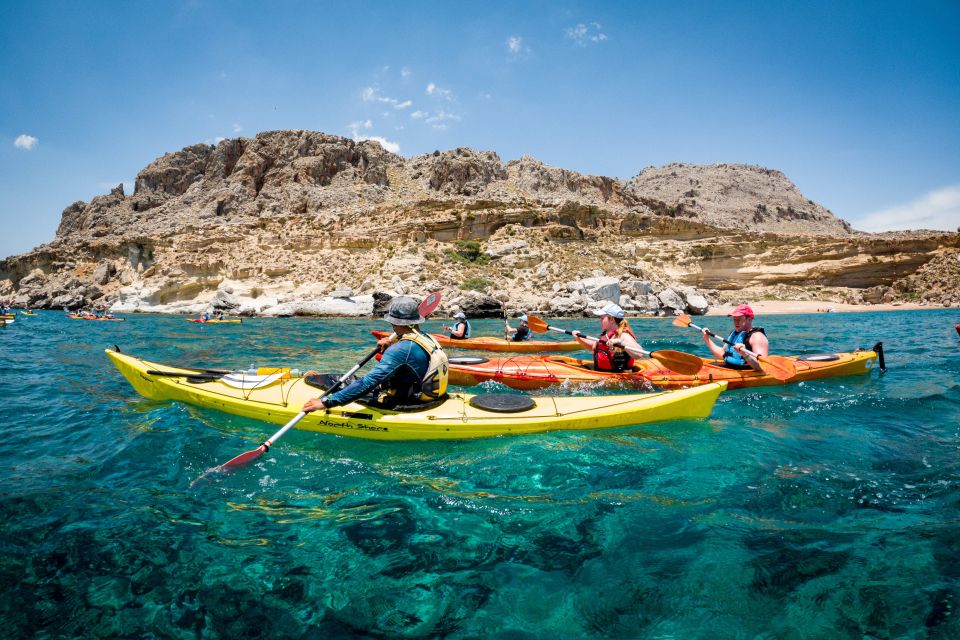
[511,324,531,342]
[593,328,636,372]
[723,327,766,367]
[450,319,471,339]
[387,329,449,402]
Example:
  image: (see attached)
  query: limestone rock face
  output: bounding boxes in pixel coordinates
[508,156,632,206]
[625,163,851,236]
[409,148,507,196]
[136,144,213,197]
[1,129,958,317]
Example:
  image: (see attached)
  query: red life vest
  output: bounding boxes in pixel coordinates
[593,328,636,372]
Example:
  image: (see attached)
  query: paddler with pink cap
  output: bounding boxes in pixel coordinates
[701,304,770,372]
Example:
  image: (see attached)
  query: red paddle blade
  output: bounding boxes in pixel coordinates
[221,444,268,470]
[189,444,267,488]
[420,291,442,317]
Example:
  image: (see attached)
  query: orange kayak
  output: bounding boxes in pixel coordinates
[67,314,125,322]
[371,330,582,353]
[448,347,882,391]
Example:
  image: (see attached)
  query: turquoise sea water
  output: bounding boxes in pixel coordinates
[1,309,959,639]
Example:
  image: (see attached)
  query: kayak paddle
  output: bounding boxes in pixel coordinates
[672,313,796,381]
[191,292,443,486]
[527,315,705,376]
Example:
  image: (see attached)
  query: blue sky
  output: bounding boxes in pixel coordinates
[2,1,958,259]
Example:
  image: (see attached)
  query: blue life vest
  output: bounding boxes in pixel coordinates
[450,319,471,339]
[723,327,765,367]
[512,324,531,341]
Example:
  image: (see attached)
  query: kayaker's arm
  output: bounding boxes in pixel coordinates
[571,330,597,351]
[304,341,408,411]
[448,322,467,339]
[735,332,769,372]
[612,332,644,354]
[701,328,726,360]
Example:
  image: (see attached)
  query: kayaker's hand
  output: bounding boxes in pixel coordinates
[733,343,747,355]
[572,330,582,338]
[376,336,393,349]
[302,399,326,413]
[701,328,711,342]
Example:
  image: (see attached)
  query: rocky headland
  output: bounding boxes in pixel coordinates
[2,129,958,318]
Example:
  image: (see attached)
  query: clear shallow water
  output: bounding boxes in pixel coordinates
[1,310,959,638]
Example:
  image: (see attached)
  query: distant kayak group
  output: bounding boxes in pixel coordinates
[103,293,906,492]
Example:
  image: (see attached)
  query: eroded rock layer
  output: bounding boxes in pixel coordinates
[2,130,958,316]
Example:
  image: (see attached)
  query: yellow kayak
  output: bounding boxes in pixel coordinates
[106,348,727,441]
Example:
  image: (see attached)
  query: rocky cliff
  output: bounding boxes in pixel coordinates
[2,129,958,317]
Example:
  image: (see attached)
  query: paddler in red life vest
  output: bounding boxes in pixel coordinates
[702,303,769,371]
[572,303,644,372]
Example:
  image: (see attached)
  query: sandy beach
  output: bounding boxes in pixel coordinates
[704,301,947,316]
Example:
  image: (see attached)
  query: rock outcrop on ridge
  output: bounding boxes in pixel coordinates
[1,129,958,317]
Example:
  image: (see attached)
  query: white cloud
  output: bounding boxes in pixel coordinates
[506,36,530,55]
[357,135,400,154]
[347,120,400,153]
[14,134,38,150]
[401,67,412,78]
[856,185,960,232]
[362,86,413,109]
[425,108,461,130]
[565,22,608,46]
[232,123,242,133]
[410,110,427,120]
[348,120,374,135]
[425,82,454,101]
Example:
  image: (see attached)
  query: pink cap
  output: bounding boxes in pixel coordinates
[728,304,754,318]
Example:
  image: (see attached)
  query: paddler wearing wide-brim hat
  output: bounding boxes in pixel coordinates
[303,296,448,413]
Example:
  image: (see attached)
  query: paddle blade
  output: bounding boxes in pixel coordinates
[672,314,693,328]
[220,444,268,469]
[758,355,797,381]
[189,444,267,488]
[419,291,442,317]
[526,315,550,334]
[649,349,704,375]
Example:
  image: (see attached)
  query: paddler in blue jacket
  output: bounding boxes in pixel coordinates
[702,304,769,371]
[302,297,449,412]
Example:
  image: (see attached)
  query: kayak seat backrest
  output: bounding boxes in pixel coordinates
[469,394,536,413]
[797,353,840,362]
[305,372,359,390]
